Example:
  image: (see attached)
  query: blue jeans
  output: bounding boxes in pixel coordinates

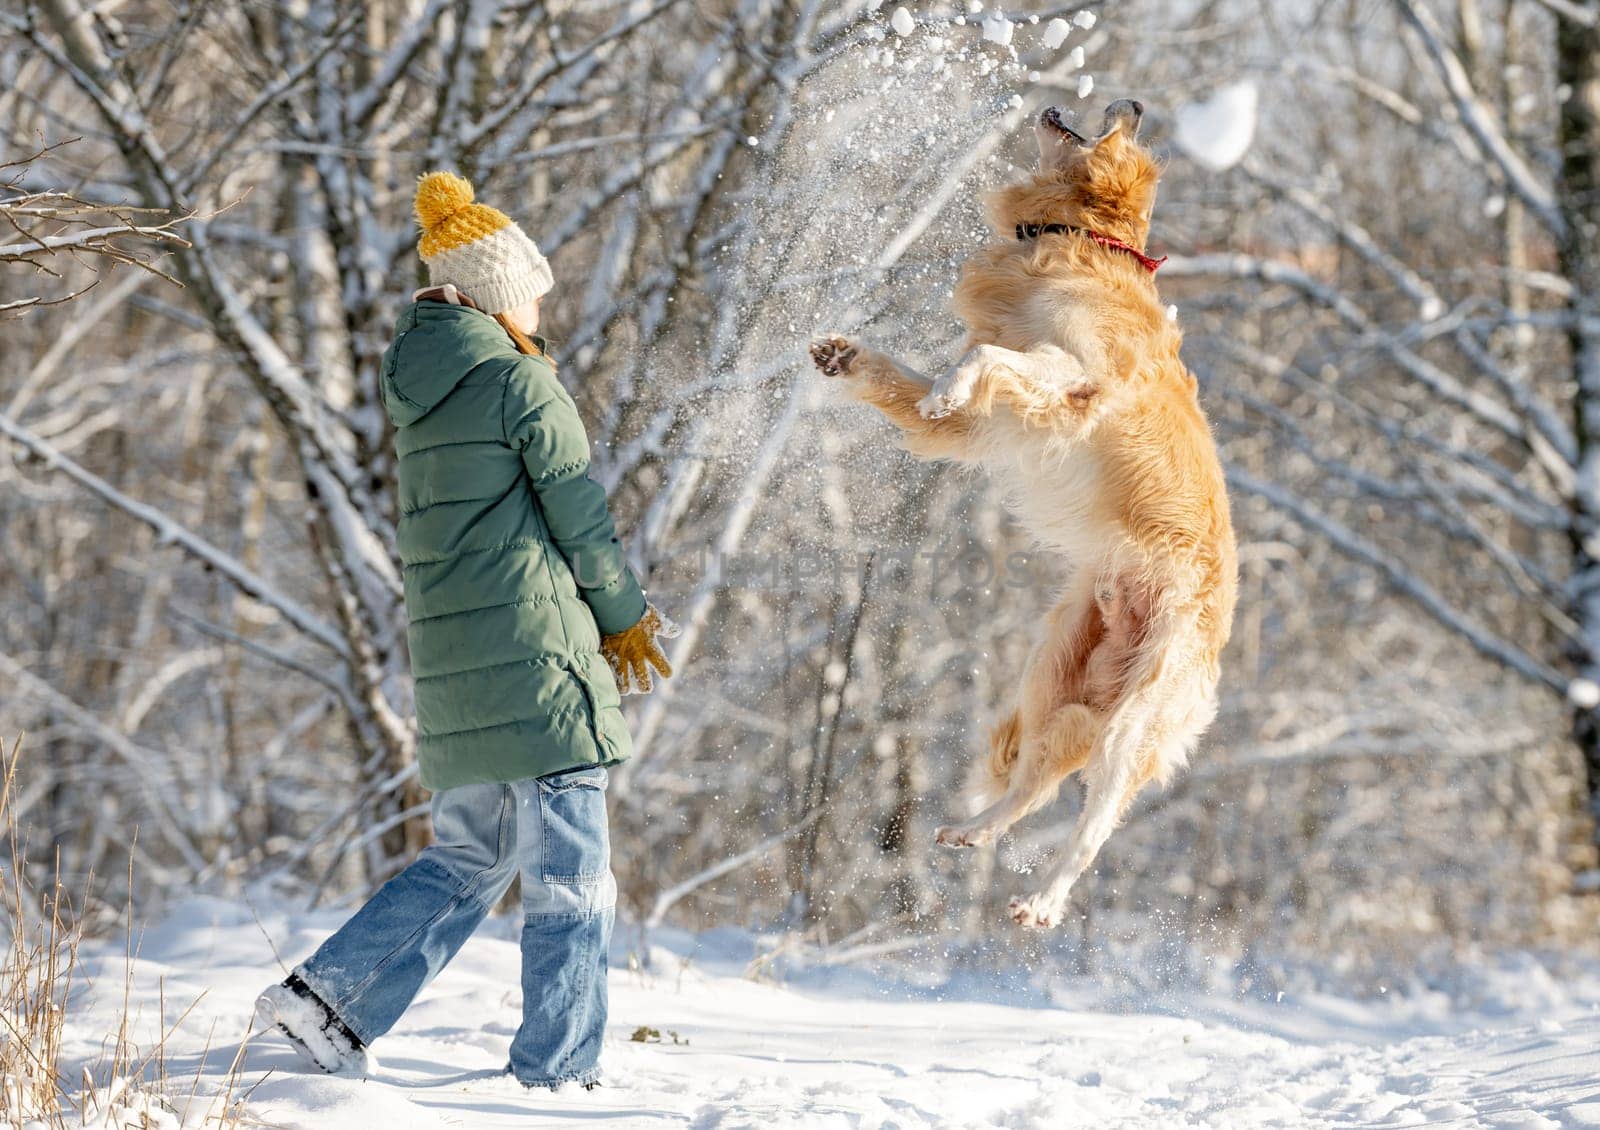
[293,766,615,1088]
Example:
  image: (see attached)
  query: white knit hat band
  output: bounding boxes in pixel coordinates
[424,224,554,315]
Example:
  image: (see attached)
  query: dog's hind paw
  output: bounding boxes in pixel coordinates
[810,336,858,377]
[1008,895,1062,928]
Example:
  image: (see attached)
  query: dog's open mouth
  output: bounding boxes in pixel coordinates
[1040,106,1087,144]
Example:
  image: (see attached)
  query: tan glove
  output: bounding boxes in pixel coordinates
[601,604,681,695]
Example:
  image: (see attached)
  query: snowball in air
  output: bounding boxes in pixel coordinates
[890,6,914,36]
[1068,45,1085,68]
[982,13,1014,46]
[1042,17,1070,48]
[1073,9,1096,28]
[1077,74,1094,98]
[1172,81,1259,172]
[1571,679,1600,709]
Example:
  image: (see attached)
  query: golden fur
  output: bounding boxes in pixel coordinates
[812,101,1237,928]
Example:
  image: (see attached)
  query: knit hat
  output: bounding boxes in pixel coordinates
[413,171,554,315]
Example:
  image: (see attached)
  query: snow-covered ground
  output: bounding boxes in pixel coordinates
[63,898,1600,1129]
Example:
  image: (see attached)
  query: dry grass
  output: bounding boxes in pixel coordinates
[0,735,258,1128]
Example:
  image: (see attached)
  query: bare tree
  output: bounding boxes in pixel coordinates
[1159,0,1600,827]
[1,0,1593,963]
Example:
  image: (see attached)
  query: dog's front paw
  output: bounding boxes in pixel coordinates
[810,336,859,377]
[935,824,985,849]
[1008,894,1063,929]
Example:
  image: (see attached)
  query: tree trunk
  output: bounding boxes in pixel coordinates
[878,731,925,918]
[1558,11,1600,823]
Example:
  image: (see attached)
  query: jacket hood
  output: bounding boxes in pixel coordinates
[381,301,520,427]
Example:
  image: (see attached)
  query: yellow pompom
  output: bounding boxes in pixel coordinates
[413,170,515,261]
[414,171,476,232]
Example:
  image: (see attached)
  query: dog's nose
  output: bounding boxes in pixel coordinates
[1129,100,1145,117]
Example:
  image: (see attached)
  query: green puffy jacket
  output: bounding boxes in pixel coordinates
[380,299,645,790]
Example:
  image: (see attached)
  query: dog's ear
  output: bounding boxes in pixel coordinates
[1092,99,1145,146]
[1034,106,1089,171]
[1036,130,1082,171]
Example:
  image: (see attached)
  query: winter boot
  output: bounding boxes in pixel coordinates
[254,974,372,1076]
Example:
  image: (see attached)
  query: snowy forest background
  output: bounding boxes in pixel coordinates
[3,0,1599,984]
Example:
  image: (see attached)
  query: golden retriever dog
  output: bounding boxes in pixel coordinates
[811,100,1237,927]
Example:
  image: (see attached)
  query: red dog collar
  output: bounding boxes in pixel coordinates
[1014,222,1167,274]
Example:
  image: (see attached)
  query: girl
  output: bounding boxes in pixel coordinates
[255,171,677,1091]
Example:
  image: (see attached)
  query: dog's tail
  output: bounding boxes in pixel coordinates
[1047,612,1221,887]
[979,708,1024,803]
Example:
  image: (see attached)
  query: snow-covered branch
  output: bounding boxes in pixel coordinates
[645,811,820,930]
[1394,0,1565,237]
[1229,466,1563,691]
[0,410,350,657]
[0,142,192,310]
[1166,252,1554,456]
[0,649,207,874]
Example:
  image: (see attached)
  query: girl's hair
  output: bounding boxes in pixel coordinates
[493,312,555,369]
